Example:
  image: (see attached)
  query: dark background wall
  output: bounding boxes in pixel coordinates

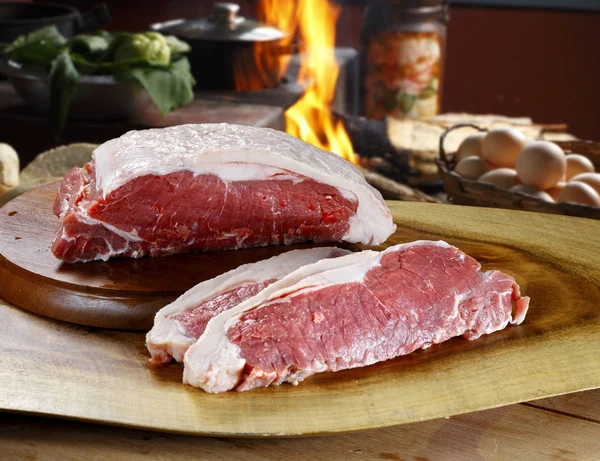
[15,1,600,140]
[441,7,599,141]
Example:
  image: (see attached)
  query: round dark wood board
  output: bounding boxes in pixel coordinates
[0,183,338,330]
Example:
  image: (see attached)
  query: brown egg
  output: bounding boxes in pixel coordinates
[481,128,528,168]
[557,182,600,207]
[515,141,566,190]
[456,133,485,163]
[509,184,554,202]
[546,182,566,201]
[478,168,520,189]
[570,172,600,195]
[565,154,595,180]
[454,156,490,180]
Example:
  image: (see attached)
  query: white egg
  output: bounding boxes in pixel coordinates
[454,156,490,180]
[570,172,600,195]
[509,184,554,202]
[482,128,528,168]
[478,168,520,189]
[516,141,566,190]
[565,154,595,180]
[557,182,600,207]
[456,133,486,163]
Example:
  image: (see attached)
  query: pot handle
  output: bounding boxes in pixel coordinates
[76,3,112,34]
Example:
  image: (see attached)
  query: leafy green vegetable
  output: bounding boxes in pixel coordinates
[7,41,60,69]
[70,52,149,74]
[165,35,191,55]
[48,50,80,137]
[69,31,131,64]
[68,52,100,74]
[3,26,195,136]
[124,56,195,114]
[5,25,66,54]
[114,32,171,66]
[70,34,112,59]
[3,25,66,70]
[99,56,151,72]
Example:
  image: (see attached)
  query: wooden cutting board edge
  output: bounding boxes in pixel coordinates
[1,300,598,439]
[387,202,600,283]
[5,384,600,439]
[0,254,179,330]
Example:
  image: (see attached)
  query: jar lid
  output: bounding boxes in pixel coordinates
[150,2,286,43]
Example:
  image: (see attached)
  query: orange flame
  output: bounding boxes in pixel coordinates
[235,0,298,92]
[255,0,298,84]
[251,0,357,163]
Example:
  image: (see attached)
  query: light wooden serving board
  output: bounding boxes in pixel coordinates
[1,194,600,436]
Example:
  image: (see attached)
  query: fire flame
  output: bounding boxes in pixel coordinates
[253,0,357,164]
[236,0,298,92]
[255,0,298,86]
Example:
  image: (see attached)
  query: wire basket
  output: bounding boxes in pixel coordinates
[435,123,600,220]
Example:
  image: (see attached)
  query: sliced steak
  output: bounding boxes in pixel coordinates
[51,124,394,263]
[183,241,529,393]
[146,247,350,363]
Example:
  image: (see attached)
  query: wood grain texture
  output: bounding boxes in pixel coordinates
[528,390,600,424]
[0,200,599,436]
[0,183,347,330]
[0,394,599,461]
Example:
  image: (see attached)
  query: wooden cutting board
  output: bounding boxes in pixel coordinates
[1,195,599,436]
[0,183,347,330]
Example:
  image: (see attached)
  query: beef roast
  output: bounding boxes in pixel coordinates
[146,247,350,364]
[182,241,530,393]
[51,124,394,263]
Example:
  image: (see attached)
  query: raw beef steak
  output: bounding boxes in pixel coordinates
[51,124,394,263]
[183,241,530,393]
[146,247,350,363]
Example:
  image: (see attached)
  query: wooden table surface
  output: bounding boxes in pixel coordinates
[0,390,598,460]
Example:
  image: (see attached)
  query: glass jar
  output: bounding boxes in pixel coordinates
[361,0,449,119]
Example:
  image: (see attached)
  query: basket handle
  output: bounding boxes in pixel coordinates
[439,123,487,169]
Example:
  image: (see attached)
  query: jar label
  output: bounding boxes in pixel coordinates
[365,31,442,119]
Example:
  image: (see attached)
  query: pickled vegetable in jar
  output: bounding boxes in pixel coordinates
[361,0,448,119]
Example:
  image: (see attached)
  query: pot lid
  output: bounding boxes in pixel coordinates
[151,2,286,42]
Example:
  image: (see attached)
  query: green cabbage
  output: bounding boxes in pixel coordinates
[114,32,171,66]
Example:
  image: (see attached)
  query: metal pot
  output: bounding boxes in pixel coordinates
[0,2,111,43]
[150,2,292,91]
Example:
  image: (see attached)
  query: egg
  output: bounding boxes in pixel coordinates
[557,182,600,207]
[509,184,554,202]
[515,140,566,190]
[570,172,600,195]
[478,168,520,189]
[456,133,485,163]
[565,154,595,180]
[546,182,566,201]
[481,128,528,168]
[454,156,490,180]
